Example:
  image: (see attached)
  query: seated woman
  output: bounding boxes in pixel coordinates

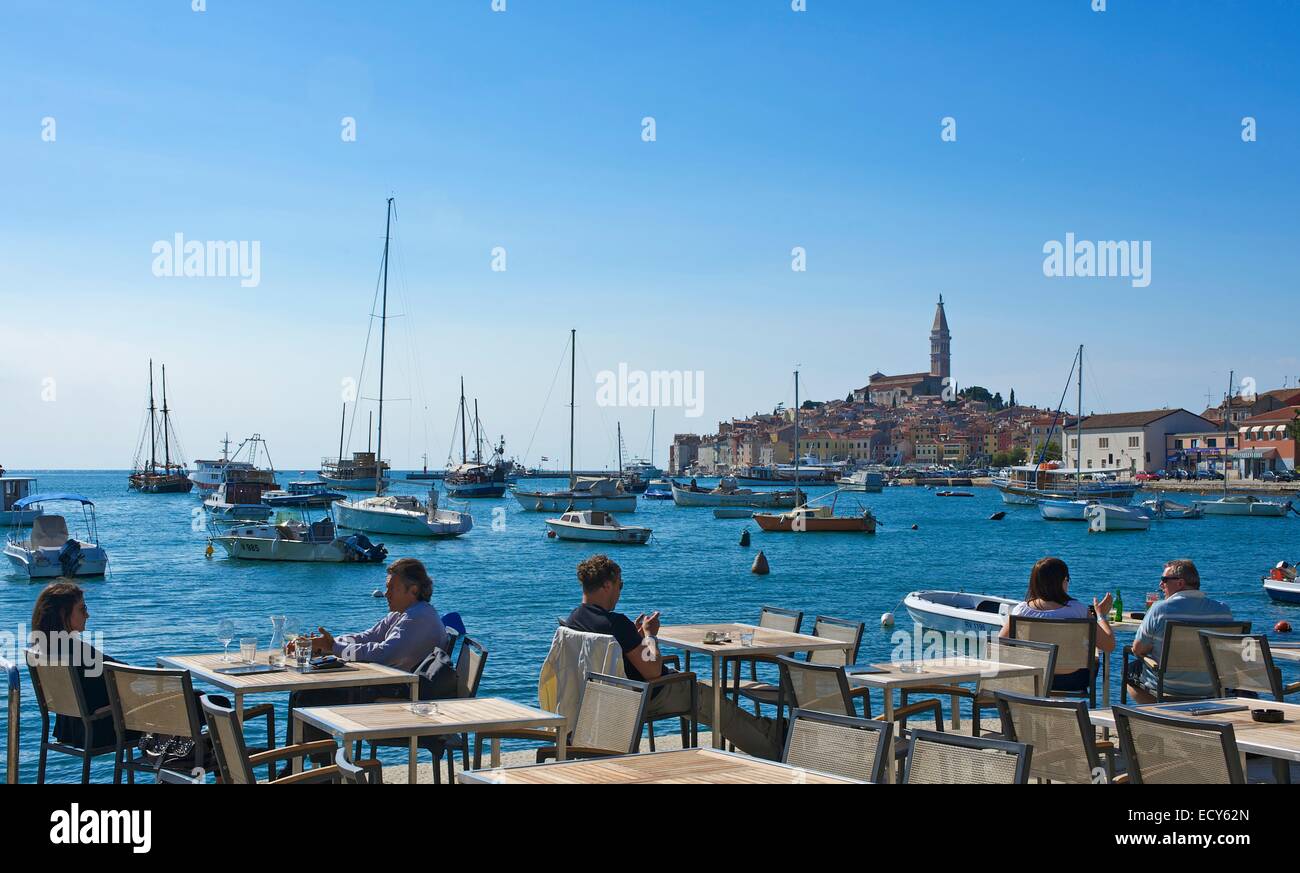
[998,556,1116,693]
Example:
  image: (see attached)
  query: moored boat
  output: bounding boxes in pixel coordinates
[1085,502,1152,532]
[752,502,877,533]
[204,469,277,521]
[334,489,473,538]
[1139,497,1204,519]
[671,478,799,508]
[0,477,43,526]
[1194,494,1292,517]
[262,481,347,507]
[643,479,675,500]
[516,476,637,512]
[4,494,108,578]
[837,469,884,492]
[903,590,1018,634]
[1038,498,1096,521]
[544,509,651,544]
[128,362,193,493]
[212,514,387,562]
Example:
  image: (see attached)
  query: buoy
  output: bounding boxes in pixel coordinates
[372,589,384,598]
[205,543,214,558]
[739,529,751,547]
[751,550,770,575]
[1277,620,1292,634]
[990,511,1006,521]
[910,523,918,530]
[880,612,894,628]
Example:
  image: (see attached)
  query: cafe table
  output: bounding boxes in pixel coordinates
[156,653,419,779]
[295,697,568,782]
[656,623,855,750]
[458,747,863,784]
[1088,697,1300,768]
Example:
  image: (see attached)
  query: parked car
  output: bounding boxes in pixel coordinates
[1135,471,1161,482]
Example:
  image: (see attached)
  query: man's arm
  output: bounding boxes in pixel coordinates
[331,614,399,661]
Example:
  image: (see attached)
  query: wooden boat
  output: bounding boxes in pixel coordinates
[670,479,798,508]
[753,503,876,533]
[4,494,108,578]
[545,510,651,544]
[444,383,512,498]
[129,362,194,493]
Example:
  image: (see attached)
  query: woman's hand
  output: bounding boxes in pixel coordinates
[1094,592,1114,617]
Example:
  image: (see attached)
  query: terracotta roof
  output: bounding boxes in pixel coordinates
[1080,409,1209,429]
[1241,406,1300,425]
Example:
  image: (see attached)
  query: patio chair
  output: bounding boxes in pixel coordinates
[738,615,866,713]
[363,636,490,784]
[336,746,382,784]
[900,637,1057,737]
[1122,620,1251,703]
[201,695,380,784]
[1111,704,1245,784]
[902,729,1032,784]
[25,647,116,784]
[1008,615,1098,705]
[782,708,892,783]
[701,605,804,694]
[1200,631,1297,700]
[535,673,651,763]
[994,690,1114,783]
[3,656,18,785]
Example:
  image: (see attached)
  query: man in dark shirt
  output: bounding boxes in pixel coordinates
[565,554,663,682]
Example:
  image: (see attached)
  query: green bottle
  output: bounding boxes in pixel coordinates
[1113,590,1123,623]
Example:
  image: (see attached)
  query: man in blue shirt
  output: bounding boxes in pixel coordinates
[1126,559,1234,703]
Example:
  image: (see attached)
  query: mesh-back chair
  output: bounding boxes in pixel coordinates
[1122,620,1251,703]
[366,636,490,784]
[1009,616,1098,705]
[994,690,1110,784]
[782,708,892,783]
[530,672,651,763]
[901,638,1057,737]
[24,646,116,784]
[724,605,805,686]
[103,664,208,784]
[3,657,18,785]
[739,615,865,711]
[902,729,1031,785]
[201,695,370,785]
[1111,704,1245,784]
[1200,631,1297,700]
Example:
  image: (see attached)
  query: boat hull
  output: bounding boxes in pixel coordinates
[1038,499,1093,521]
[671,485,797,508]
[444,482,507,499]
[1085,504,1151,532]
[4,542,108,578]
[333,500,472,537]
[318,476,385,492]
[544,521,651,544]
[903,591,1015,635]
[1264,579,1300,604]
[1196,498,1291,517]
[514,491,638,512]
[205,502,273,522]
[993,479,1136,506]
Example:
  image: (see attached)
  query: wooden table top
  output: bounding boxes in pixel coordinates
[657,623,853,657]
[294,697,565,742]
[459,747,863,784]
[845,657,1039,690]
[1088,697,1300,762]
[157,653,416,694]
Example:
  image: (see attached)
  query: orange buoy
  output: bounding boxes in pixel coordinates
[1276,620,1292,634]
[751,550,769,575]
[546,530,557,538]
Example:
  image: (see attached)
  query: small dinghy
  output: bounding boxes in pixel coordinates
[1038,498,1096,521]
[545,509,651,544]
[1139,497,1203,520]
[1085,503,1152,532]
[903,590,1019,634]
[713,508,754,519]
[936,490,974,497]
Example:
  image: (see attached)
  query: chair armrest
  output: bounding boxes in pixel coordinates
[536,745,622,763]
[1284,680,1300,696]
[270,765,341,785]
[472,728,560,769]
[662,654,681,670]
[875,699,944,731]
[241,703,274,719]
[647,670,696,689]
[247,739,337,767]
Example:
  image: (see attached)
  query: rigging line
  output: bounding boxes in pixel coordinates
[520,336,571,467]
[388,202,430,466]
[345,233,389,458]
[1083,352,1106,418]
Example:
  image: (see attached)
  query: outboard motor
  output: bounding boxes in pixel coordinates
[343,534,388,562]
[57,540,84,577]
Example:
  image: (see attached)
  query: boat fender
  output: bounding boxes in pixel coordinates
[989,512,1006,521]
[547,530,557,538]
[205,542,214,558]
[880,612,894,628]
[751,550,769,575]
[739,530,750,547]
[1277,621,1293,634]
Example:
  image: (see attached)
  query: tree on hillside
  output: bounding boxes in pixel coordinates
[1009,388,1016,407]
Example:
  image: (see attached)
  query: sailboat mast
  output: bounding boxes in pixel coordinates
[147,360,157,474]
[338,403,346,465]
[474,399,482,464]
[569,329,576,490]
[459,377,467,464]
[651,409,656,469]
[375,196,392,497]
[161,364,172,471]
[1076,344,1083,494]
[794,370,801,504]
[618,422,624,476]
[1224,370,1233,497]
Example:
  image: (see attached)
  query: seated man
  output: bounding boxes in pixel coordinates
[1125,558,1233,704]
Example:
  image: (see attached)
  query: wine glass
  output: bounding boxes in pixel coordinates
[217,619,236,662]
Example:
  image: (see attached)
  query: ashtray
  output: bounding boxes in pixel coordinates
[409,702,439,717]
[703,632,733,645]
[1251,708,1284,724]
[898,664,925,674]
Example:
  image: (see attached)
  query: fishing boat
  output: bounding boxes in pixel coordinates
[545,510,651,544]
[837,469,884,492]
[1038,498,1096,521]
[332,199,474,539]
[1139,497,1204,519]
[204,469,277,521]
[1085,502,1152,532]
[129,362,193,493]
[514,330,638,513]
[643,479,675,500]
[671,479,799,508]
[444,382,512,498]
[0,477,43,526]
[261,481,347,508]
[212,514,388,563]
[320,449,390,492]
[189,435,272,492]
[904,590,1018,634]
[732,465,784,484]
[4,494,108,578]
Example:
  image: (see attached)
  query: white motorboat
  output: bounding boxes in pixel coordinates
[836,469,884,492]
[4,494,108,578]
[1038,498,1096,521]
[1140,497,1204,519]
[335,489,472,538]
[545,510,651,544]
[1085,503,1152,532]
[671,478,799,508]
[1264,576,1300,604]
[515,476,638,512]
[1194,494,1292,517]
[903,590,1019,635]
[262,481,347,507]
[189,434,276,492]
[0,477,43,526]
[212,515,388,562]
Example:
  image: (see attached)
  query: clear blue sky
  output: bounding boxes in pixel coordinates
[2,0,1297,469]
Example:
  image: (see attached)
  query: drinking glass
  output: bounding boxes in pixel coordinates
[239,636,257,664]
[739,631,755,647]
[296,636,313,669]
[1146,591,1160,609]
[217,619,236,662]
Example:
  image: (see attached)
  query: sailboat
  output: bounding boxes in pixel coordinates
[514,330,637,513]
[1196,371,1292,517]
[129,362,193,493]
[444,382,513,498]
[320,405,391,491]
[753,370,874,533]
[332,198,473,539]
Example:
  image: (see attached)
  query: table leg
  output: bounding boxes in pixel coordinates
[491,737,501,768]
[408,680,418,785]
[556,728,567,762]
[291,708,304,775]
[884,690,896,784]
[711,654,724,750]
[950,692,961,731]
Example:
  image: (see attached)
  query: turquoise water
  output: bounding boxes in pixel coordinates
[4,470,1298,783]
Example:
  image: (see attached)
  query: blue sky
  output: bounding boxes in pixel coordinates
[1,0,1297,469]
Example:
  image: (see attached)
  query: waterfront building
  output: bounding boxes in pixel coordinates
[1165,430,1237,476]
[1072,409,1215,473]
[1236,406,1300,477]
[669,433,700,475]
